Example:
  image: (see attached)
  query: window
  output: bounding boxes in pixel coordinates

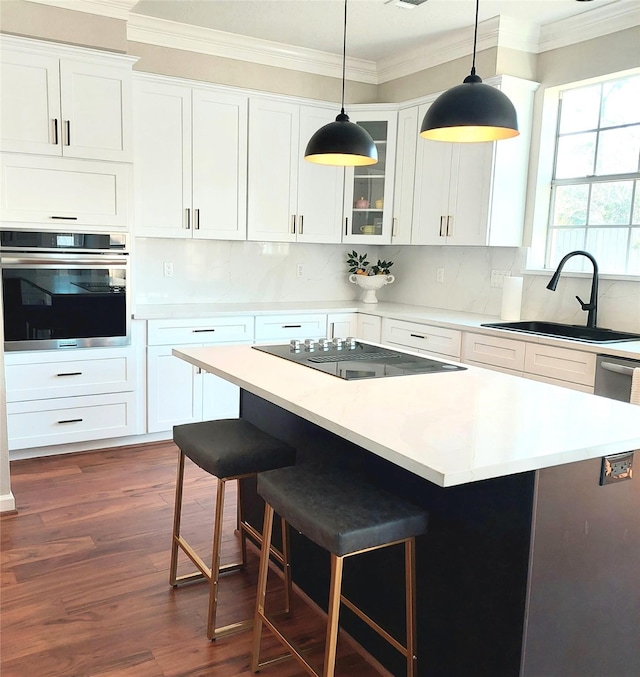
[546,73,640,275]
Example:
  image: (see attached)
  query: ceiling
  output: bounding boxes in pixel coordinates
[129,0,623,62]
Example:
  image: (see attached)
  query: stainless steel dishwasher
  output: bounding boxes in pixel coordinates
[595,354,640,402]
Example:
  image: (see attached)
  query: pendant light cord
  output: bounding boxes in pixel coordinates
[340,0,347,115]
[470,0,479,76]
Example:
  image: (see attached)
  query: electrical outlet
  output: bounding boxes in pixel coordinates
[296,264,304,278]
[163,261,174,278]
[490,269,511,288]
[436,267,445,283]
[600,451,634,486]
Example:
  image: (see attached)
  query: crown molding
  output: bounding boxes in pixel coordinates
[25,0,136,21]
[127,13,378,85]
[538,0,640,53]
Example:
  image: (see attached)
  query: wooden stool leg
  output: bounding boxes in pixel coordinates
[323,554,344,677]
[207,478,227,640]
[238,478,248,567]
[169,450,186,586]
[251,503,275,672]
[405,538,417,677]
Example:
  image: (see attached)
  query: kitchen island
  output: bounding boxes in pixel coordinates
[174,343,640,677]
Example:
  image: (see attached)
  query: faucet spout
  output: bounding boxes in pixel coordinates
[546,250,599,328]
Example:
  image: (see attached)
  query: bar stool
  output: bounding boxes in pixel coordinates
[251,463,428,677]
[170,419,296,640]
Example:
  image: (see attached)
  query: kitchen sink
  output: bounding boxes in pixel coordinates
[480,321,640,343]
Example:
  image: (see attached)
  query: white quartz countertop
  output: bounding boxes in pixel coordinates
[173,343,640,488]
[135,301,640,359]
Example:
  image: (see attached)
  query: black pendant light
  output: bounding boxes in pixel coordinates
[304,0,377,166]
[420,0,519,142]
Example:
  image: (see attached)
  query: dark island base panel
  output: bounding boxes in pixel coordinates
[239,390,535,677]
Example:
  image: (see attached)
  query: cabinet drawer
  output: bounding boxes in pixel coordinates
[462,332,526,371]
[0,154,130,228]
[381,319,461,358]
[7,392,137,450]
[523,372,594,394]
[255,314,327,342]
[524,344,596,387]
[463,358,522,377]
[4,348,136,402]
[147,316,254,346]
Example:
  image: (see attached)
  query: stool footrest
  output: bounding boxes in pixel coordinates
[340,594,407,656]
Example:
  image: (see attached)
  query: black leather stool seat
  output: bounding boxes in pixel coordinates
[173,419,295,480]
[258,463,428,556]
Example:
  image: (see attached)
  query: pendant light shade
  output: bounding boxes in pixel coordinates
[304,0,377,166]
[420,0,519,142]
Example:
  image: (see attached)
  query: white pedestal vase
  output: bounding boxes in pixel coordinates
[349,273,395,304]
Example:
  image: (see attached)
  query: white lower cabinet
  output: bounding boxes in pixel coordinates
[5,346,138,450]
[146,316,253,433]
[327,313,358,340]
[356,314,382,343]
[254,313,327,343]
[462,332,596,392]
[381,318,461,360]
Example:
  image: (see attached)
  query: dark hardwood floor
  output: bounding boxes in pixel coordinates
[1,441,386,677]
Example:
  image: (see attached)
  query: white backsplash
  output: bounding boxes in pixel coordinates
[134,239,640,333]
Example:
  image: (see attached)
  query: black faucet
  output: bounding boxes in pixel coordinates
[546,250,599,328]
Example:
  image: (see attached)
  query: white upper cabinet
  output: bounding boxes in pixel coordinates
[247,98,344,243]
[391,107,419,245]
[133,75,248,240]
[411,76,537,247]
[0,36,135,162]
[343,109,398,245]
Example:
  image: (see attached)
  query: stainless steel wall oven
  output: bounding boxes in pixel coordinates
[1,230,130,351]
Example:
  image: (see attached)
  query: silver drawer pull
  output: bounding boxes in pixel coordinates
[600,361,635,377]
[192,328,216,333]
[56,372,82,377]
[283,324,302,328]
[50,216,78,220]
[58,418,83,425]
[410,333,426,340]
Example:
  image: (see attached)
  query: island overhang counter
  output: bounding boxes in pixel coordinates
[173,344,640,677]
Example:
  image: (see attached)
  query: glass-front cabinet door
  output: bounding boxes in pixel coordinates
[343,110,398,244]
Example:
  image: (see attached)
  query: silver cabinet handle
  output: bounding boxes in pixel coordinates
[392,217,397,237]
[446,215,453,237]
[58,418,82,425]
[299,214,304,235]
[56,372,82,377]
[192,328,216,333]
[185,208,191,230]
[64,120,70,146]
[410,333,426,340]
[345,217,349,236]
[194,208,200,230]
[52,118,59,145]
[291,214,296,234]
[600,361,635,377]
[439,216,445,237]
[283,324,302,328]
[50,216,78,220]
[329,322,335,339]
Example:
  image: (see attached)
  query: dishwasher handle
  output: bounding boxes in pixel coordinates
[600,361,636,377]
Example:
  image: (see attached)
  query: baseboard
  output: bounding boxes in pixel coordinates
[0,491,16,513]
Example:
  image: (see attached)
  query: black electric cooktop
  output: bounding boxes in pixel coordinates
[253,339,466,381]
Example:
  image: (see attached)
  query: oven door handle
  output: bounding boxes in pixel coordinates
[1,254,128,267]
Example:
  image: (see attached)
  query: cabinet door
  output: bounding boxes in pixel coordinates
[247,98,299,242]
[0,50,61,155]
[357,314,382,343]
[411,103,451,245]
[327,313,358,340]
[391,107,418,245]
[192,88,248,240]
[202,373,240,421]
[59,59,132,161]
[0,154,130,229]
[147,345,202,432]
[133,78,192,238]
[343,110,397,244]
[296,106,344,243]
